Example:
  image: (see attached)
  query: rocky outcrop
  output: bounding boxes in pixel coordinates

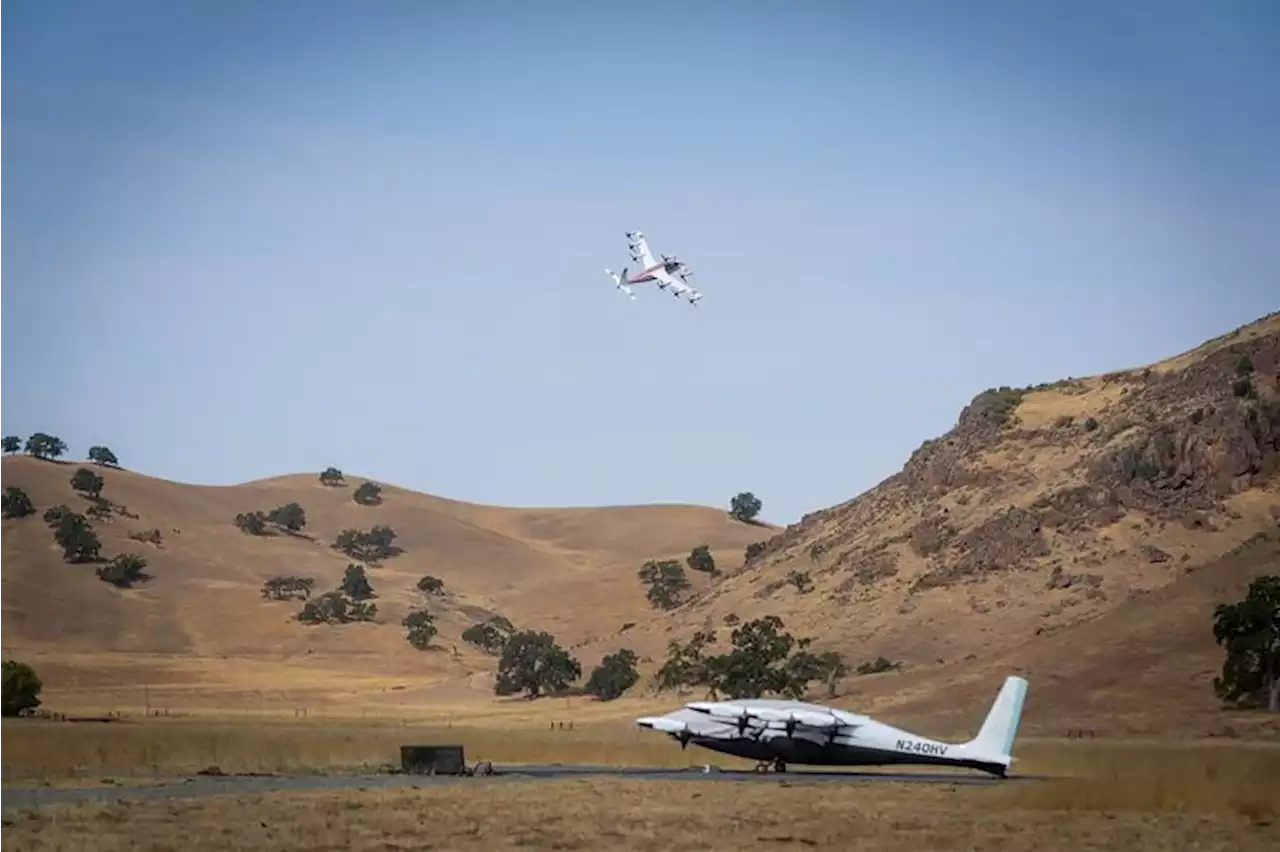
[728,315,1280,603]
[910,507,1051,591]
[1090,396,1280,520]
[1032,485,1126,531]
[833,548,900,593]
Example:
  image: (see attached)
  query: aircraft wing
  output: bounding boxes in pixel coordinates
[686,702,849,732]
[653,267,691,293]
[626,231,657,269]
[637,716,688,734]
[651,266,703,303]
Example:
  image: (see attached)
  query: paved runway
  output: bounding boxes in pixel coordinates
[2,764,1032,810]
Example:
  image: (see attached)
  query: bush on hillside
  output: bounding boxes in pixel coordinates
[52,511,101,563]
[638,559,691,610]
[24,433,66,460]
[262,576,315,601]
[266,502,307,533]
[729,492,762,523]
[787,569,814,593]
[585,649,639,701]
[333,526,400,562]
[2,661,42,717]
[43,505,71,527]
[416,575,444,596]
[967,386,1027,426]
[96,554,150,588]
[353,481,383,506]
[87,446,119,466]
[403,610,438,650]
[1213,574,1280,713]
[686,544,717,575]
[235,511,269,535]
[297,591,376,625]
[2,487,35,519]
[70,467,104,499]
[341,564,374,600]
[462,615,515,655]
[655,616,844,701]
[494,630,580,699]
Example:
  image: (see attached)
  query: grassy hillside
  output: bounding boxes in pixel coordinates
[3,312,1277,736]
[575,311,1280,736]
[0,458,774,714]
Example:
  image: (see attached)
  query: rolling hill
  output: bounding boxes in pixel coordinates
[2,311,1278,738]
[572,310,1280,737]
[0,459,776,715]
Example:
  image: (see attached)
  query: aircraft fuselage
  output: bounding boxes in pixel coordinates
[627,263,667,284]
[685,735,1006,775]
[636,680,1028,778]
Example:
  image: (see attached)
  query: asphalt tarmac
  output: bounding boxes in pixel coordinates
[2,764,1031,810]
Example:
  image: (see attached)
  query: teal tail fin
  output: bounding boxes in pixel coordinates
[961,675,1028,768]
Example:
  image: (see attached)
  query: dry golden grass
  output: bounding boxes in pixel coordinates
[0,454,773,715]
[3,771,1277,852]
[2,718,760,780]
[3,311,1278,745]
[5,717,1279,850]
[6,717,1279,799]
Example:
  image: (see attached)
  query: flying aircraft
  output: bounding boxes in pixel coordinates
[605,230,703,305]
[636,675,1028,777]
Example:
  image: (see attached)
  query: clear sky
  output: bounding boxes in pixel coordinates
[3,0,1278,524]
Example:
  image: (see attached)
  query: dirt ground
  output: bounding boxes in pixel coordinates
[3,776,1277,852]
[3,718,1278,851]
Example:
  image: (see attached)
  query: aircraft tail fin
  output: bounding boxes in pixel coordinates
[606,267,635,299]
[960,675,1028,767]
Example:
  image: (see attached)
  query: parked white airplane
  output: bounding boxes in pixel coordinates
[605,230,703,305]
[636,675,1028,777]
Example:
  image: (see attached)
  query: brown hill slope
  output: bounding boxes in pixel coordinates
[802,531,1280,740]
[1,459,773,713]
[584,312,1280,725]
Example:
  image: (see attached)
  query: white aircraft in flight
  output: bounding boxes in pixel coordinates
[605,230,703,305]
[636,675,1028,777]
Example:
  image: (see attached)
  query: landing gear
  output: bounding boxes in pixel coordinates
[753,757,788,773]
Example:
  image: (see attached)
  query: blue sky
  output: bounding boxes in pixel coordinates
[4,0,1278,524]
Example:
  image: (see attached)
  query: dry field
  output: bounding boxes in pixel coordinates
[1,717,757,780]
[5,719,1279,797]
[3,699,1279,851]
[3,744,1278,851]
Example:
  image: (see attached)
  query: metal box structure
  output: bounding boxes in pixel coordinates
[400,744,467,775]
